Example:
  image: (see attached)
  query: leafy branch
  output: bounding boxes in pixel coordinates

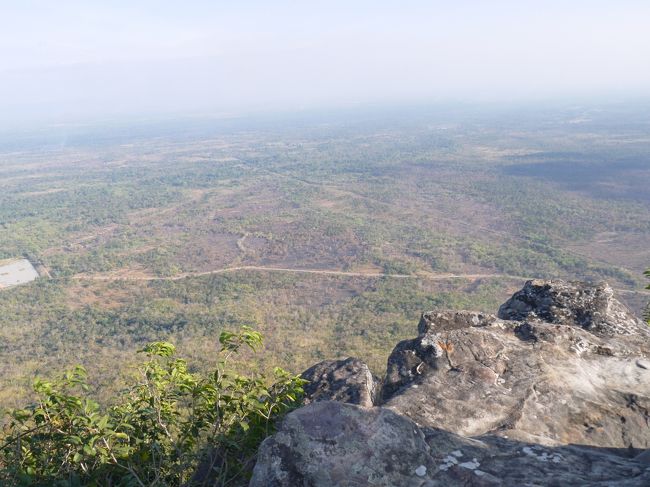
[0,327,306,486]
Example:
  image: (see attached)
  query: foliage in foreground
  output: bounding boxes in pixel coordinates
[0,327,306,486]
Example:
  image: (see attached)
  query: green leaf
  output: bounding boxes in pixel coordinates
[83,444,97,456]
[139,341,176,357]
[68,435,83,445]
[97,415,109,430]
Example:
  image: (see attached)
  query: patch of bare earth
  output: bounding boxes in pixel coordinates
[567,231,650,274]
[65,283,140,310]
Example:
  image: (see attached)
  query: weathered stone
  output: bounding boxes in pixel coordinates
[382,308,650,447]
[418,310,496,335]
[498,279,648,337]
[250,401,434,487]
[251,401,650,486]
[301,357,378,407]
[424,427,650,486]
[251,280,650,486]
[382,311,507,400]
[635,449,650,464]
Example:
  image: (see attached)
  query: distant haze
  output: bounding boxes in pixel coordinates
[2,0,650,124]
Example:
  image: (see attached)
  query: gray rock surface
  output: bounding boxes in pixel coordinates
[250,401,434,487]
[301,357,378,407]
[252,280,650,486]
[498,279,648,337]
[251,401,650,486]
[382,281,650,447]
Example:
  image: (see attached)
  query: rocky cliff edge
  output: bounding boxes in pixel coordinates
[251,280,650,486]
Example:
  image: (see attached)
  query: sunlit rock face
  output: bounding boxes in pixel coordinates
[251,401,650,487]
[381,279,650,447]
[250,280,650,486]
[498,279,648,337]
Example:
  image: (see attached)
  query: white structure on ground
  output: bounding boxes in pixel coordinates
[0,259,40,289]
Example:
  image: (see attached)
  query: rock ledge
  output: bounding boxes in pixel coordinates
[252,280,650,486]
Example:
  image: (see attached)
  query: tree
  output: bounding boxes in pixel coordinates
[0,327,306,486]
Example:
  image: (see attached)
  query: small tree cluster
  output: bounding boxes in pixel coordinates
[0,327,306,486]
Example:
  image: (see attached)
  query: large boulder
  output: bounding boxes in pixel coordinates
[301,357,378,407]
[380,281,650,447]
[251,279,650,485]
[250,401,434,487]
[382,308,650,446]
[498,279,648,337]
[251,401,650,486]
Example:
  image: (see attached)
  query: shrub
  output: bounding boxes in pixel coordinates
[0,327,306,486]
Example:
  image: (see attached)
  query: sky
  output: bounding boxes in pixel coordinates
[1,0,649,124]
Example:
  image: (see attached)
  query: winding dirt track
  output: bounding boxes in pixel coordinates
[40,159,649,297]
[57,265,650,297]
[62,265,527,282]
[63,265,530,281]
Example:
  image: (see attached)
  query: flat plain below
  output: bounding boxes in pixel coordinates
[0,104,648,407]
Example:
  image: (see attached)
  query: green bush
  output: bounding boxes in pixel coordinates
[0,327,306,486]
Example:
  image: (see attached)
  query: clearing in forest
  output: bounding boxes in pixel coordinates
[0,258,39,289]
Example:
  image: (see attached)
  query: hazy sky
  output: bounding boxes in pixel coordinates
[1,0,649,123]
